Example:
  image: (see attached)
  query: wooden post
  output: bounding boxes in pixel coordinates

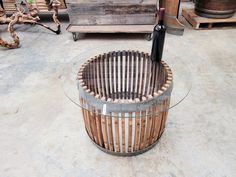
[160,0,185,35]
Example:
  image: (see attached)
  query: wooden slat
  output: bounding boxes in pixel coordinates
[121,51,125,99]
[118,51,122,99]
[114,113,120,152]
[135,52,140,98]
[67,24,154,33]
[145,104,152,148]
[115,52,119,99]
[113,52,117,99]
[107,111,114,151]
[142,53,148,97]
[139,98,147,150]
[104,53,110,99]
[66,0,157,5]
[92,60,98,95]
[134,98,141,151]
[96,57,102,97]
[122,51,127,99]
[69,14,156,25]
[160,97,171,135]
[147,96,156,146]
[121,113,126,153]
[98,55,104,97]
[80,98,88,131]
[158,99,167,138]
[101,114,109,149]
[95,105,104,147]
[146,56,152,96]
[151,100,160,144]
[152,92,163,142]
[110,52,115,100]
[85,106,94,141]
[90,105,98,144]
[137,52,143,99]
[67,3,156,15]
[130,51,134,99]
[81,98,94,140]
[128,105,133,152]
[134,110,141,151]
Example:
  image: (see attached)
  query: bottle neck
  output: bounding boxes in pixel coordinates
[158,8,165,26]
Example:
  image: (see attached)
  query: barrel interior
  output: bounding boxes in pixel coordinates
[78,51,170,102]
[77,51,173,156]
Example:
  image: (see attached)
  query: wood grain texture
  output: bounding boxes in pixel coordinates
[69,14,156,25]
[67,3,156,15]
[66,0,157,5]
[67,24,154,33]
[67,0,157,25]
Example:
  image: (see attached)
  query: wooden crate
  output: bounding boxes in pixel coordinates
[66,0,157,25]
[35,0,66,12]
[3,0,20,11]
[3,0,66,12]
[182,8,236,30]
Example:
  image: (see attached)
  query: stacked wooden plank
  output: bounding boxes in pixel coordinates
[3,0,16,11]
[66,0,158,25]
[3,0,66,12]
[35,0,66,12]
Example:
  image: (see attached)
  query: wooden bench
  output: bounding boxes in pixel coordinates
[66,0,158,41]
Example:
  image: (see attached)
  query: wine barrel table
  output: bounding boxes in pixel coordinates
[76,51,173,156]
[195,0,236,19]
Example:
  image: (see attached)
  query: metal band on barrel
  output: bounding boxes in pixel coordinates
[78,81,173,113]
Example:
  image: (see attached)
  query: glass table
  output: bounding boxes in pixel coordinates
[61,46,191,156]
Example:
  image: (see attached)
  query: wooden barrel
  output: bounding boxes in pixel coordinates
[77,51,173,156]
[195,0,236,19]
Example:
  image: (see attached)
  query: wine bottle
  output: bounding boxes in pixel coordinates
[151,8,166,63]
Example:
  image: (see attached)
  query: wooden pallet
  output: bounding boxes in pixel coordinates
[182,8,236,30]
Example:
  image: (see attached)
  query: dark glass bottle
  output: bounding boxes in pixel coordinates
[151,8,166,63]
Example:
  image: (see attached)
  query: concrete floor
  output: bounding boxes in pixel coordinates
[0,2,236,177]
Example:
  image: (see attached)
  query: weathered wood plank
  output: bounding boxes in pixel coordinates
[67,4,156,15]
[67,24,154,34]
[66,0,157,5]
[69,14,155,25]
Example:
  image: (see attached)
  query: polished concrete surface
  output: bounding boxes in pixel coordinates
[0,2,236,177]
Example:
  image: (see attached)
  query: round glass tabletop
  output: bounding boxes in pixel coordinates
[61,46,191,118]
